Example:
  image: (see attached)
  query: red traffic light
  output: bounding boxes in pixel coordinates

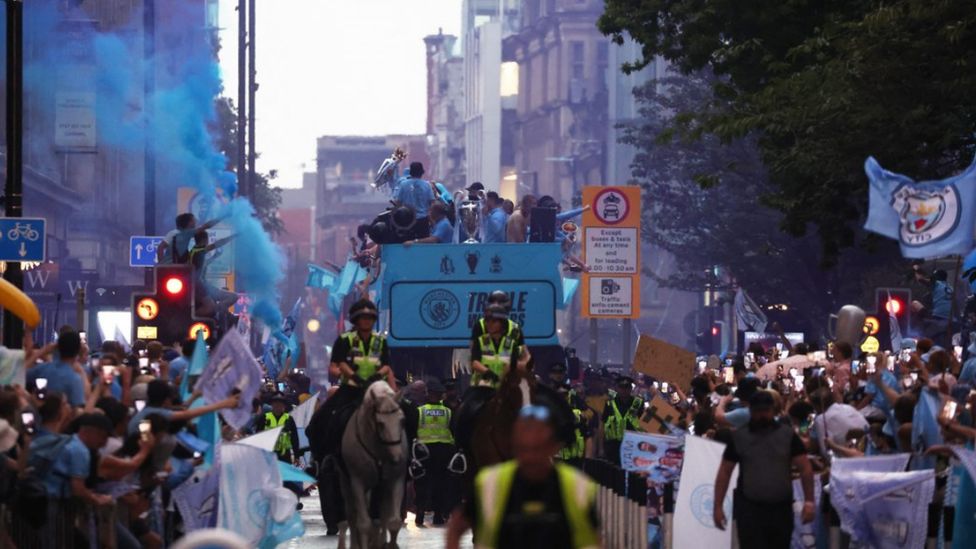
[165,277,184,296]
[885,299,903,315]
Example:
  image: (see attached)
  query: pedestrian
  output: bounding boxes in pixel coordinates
[27,331,86,408]
[446,405,601,549]
[506,194,536,243]
[713,390,816,549]
[413,379,455,527]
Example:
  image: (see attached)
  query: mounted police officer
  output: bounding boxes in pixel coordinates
[602,375,645,465]
[413,379,455,527]
[471,305,525,387]
[469,291,531,375]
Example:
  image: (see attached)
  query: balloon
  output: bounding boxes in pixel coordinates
[0,277,40,328]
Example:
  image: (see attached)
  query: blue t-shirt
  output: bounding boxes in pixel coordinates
[484,208,509,244]
[128,405,174,435]
[27,361,85,407]
[960,357,976,384]
[431,217,454,244]
[932,280,954,319]
[45,434,90,498]
[864,370,902,413]
[168,356,190,382]
[724,407,751,428]
[393,178,434,219]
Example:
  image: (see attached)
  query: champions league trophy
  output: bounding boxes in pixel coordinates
[372,147,408,193]
[453,189,487,243]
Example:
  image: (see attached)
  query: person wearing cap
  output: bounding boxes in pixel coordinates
[808,387,870,458]
[715,377,762,429]
[470,291,531,370]
[392,161,435,240]
[555,382,589,467]
[403,202,454,246]
[602,375,645,465]
[471,305,525,388]
[414,379,456,527]
[714,390,815,548]
[259,393,300,464]
[447,405,601,549]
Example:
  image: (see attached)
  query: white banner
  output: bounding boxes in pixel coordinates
[673,436,738,549]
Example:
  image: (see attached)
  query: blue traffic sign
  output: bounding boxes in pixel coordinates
[130,236,164,267]
[0,217,46,262]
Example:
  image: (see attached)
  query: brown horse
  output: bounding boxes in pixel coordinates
[465,367,537,473]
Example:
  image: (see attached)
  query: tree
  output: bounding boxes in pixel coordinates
[599,1,976,263]
[214,97,284,235]
[625,70,907,339]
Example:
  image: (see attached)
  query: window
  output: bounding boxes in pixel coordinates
[571,42,585,79]
[597,42,609,78]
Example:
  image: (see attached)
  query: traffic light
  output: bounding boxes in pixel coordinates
[132,265,206,346]
[875,287,912,342]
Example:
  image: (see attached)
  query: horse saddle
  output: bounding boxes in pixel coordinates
[455,386,497,451]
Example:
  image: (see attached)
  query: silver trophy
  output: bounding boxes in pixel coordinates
[373,147,408,193]
[453,190,486,244]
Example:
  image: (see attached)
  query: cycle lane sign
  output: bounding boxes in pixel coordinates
[0,218,46,262]
[130,236,164,267]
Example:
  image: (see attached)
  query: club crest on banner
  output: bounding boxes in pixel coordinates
[420,289,460,329]
[689,484,730,528]
[892,184,960,246]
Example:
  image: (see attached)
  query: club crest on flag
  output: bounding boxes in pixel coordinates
[892,184,960,246]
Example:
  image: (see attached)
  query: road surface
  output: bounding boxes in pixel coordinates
[278,489,473,548]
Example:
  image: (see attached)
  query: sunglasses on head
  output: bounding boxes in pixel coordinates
[518,405,551,421]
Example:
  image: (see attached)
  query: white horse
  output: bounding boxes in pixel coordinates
[338,382,408,549]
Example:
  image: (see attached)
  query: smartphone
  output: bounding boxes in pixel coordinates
[903,377,915,388]
[35,377,48,399]
[867,356,877,366]
[902,349,911,362]
[813,351,827,362]
[139,420,151,441]
[781,351,790,359]
[661,382,670,393]
[138,357,149,369]
[723,367,734,384]
[910,371,919,381]
[747,352,755,361]
[866,363,876,375]
[193,451,202,459]
[724,358,733,367]
[102,365,116,384]
[954,346,963,361]
[277,382,286,392]
[79,331,87,345]
[852,360,861,372]
[942,400,958,421]
[697,360,707,373]
[795,375,805,389]
[135,399,147,412]
[670,393,680,404]
[888,356,896,372]
[776,343,784,352]
[789,367,797,378]
[139,349,147,358]
[686,397,695,406]
[21,412,35,434]
[151,362,160,376]
[90,357,100,370]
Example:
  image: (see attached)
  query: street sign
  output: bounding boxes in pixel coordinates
[0,217,46,262]
[580,187,641,319]
[130,236,163,267]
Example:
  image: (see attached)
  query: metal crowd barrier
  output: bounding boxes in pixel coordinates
[582,459,648,549]
[1,499,112,548]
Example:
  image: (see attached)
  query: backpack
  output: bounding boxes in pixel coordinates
[172,233,191,265]
[14,434,73,528]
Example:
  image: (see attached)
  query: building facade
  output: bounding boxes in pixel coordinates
[424,31,466,189]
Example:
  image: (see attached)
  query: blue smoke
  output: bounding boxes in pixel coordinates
[20,1,285,327]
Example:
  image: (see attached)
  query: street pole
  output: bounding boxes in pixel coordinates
[2,0,24,349]
[144,0,156,288]
[247,0,257,200]
[237,0,247,196]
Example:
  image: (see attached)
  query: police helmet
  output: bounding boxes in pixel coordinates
[349,299,379,321]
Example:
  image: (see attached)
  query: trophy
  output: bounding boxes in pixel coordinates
[561,221,579,243]
[373,146,408,192]
[453,189,487,244]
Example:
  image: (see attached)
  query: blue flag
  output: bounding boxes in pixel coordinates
[830,469,935,549]
[195,330,263,430]
[306,263,338,290]
[911,388,945,470]
[180,330,209,401]
[173,465,220,532]
[864,155,976,258]
[281,298,303,339]
[327,258,366,318]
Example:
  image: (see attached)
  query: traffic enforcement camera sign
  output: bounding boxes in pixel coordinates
[581,186,641,318]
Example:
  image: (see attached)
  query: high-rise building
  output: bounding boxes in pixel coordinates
[424,31,466,189]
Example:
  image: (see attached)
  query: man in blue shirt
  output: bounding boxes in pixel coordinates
[168,337,194,384]
[37,411,113,507]
[483,192,509,244]
[392,162,435,240]
[404,203,454,246]
[27,331,86,407]
[127,379,240,434]
[858,362,902,421]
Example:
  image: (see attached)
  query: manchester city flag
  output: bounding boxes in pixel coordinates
[864,156,976,259]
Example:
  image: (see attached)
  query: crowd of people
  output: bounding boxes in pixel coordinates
[354,160,592,274]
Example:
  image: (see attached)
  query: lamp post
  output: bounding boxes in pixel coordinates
[2,0,24,349]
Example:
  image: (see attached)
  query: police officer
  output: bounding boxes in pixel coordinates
[471,305,524,387]
[446,405,601,549]
[603,375,645,465]
[414,379,455,527]
[470,291,530,370]
[260,393,302,501]
[556,383,589,468]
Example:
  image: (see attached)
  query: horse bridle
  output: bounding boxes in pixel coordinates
[354,402,403,469]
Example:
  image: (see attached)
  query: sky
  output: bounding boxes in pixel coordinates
[217,0,462,189]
